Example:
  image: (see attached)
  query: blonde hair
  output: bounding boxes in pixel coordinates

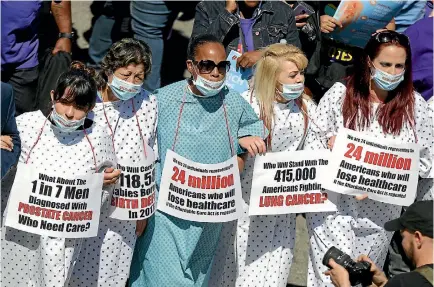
[253,43,310,149]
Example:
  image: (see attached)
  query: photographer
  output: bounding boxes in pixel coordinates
[325,200,433,287]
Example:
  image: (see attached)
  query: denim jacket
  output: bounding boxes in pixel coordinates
[192,0,301,54]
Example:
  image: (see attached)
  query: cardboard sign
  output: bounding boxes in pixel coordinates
[157,150,243,222]
[319,128,419,206]
[109,150,156,220]
[5,162,103,238]
[249,150,338,215]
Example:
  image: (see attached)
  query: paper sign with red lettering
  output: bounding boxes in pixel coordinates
[249,150,338,215]
[157,150,242,222]
[4,162,103,238]
[319,128,419,206]
[109,148,156,220]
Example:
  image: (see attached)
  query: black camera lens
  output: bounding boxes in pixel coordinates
[323,247,373,286]
[322,247,352,268]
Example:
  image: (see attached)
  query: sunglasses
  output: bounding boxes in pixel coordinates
[192,60,231,74]
[373,31,409,47]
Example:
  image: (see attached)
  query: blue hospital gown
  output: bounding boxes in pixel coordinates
[129,80,266,287]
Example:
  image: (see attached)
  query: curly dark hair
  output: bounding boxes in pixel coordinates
[96,38,152,90]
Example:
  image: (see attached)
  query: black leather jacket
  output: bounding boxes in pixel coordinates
[191,0,301,53]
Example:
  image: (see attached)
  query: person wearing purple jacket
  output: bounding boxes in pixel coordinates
[403,13,433,102]
[1,1,72,116]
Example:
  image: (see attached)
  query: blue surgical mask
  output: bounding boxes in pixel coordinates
[371,65,405,91]
[50,107,85,132]
[109,75,142,101]
[279,82,304,101]
[192,73,226,97]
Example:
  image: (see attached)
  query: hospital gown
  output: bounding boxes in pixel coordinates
[304,83,433,287]
[129,80,265,287]
[1,110,115,287]
[210,91,317,287]
[69,89,157,287]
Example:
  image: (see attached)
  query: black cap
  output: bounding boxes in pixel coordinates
[384,200,433,238]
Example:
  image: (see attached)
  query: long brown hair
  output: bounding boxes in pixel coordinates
[342,32,415,134]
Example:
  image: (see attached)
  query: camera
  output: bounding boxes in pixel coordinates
[323,247,373,286]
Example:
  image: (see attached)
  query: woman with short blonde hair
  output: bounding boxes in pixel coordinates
[210,43,317,287]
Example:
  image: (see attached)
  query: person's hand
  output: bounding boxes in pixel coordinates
[320,15,343,33]
[295,14,310,28]
[324,259,352,287]
[236,50,262,69]
[356,255,388,287]
[226,0,237,14]
[136,219,147,237]
[239,136,266,157]
[354,194,369,201]
[327,135,336,150]
[103,167,121,186]
[0,135,13,152]
[52,37,72,55]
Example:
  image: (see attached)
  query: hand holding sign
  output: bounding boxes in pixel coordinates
[319,128,419,206]
[109,154,156,221]
[158,150,243,222]
[5,163,103,238]
[249,150,337,215]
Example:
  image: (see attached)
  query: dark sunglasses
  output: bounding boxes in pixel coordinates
[373,31,409,47]
[193,60,231,74]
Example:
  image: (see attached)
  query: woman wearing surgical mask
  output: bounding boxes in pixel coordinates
[304,30,434,286]
[1,62,116,287]
[69,38,156,287]
[129,34,267,287]
[210,43,316,287]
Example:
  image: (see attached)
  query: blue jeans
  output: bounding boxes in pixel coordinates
[88,1,131,68]
[131,1,179,91]
[88,14,115,67]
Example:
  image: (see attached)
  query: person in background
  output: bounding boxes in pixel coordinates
[1,82,21,178]
[69,38,155,287]
[383,10,434,279]
[394,0,426,33]
[210,43,316,287]
[306,1,397,102]
[131,1,181,92]
[403,9,433,102]
[129,34,267,287]
[1,0,72,116]
[1,62,117,287]
[326,200,433,287]
[191,0,301,70]
[304,30,433,286]
[87,1,132,70]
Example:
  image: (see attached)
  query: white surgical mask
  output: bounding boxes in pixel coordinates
[371,65,405,91]
[192,71,226,97]
[278,82,304,101]
[109,75,142,101]
[50,107,85,132]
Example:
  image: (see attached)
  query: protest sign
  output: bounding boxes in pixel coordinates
[249,150,338,215]
[225,50,252,94]
[5,162,103,238]
[329,0,404,48]
[319,128,419,206]
[157,150,242,222]
[109,150,156,220]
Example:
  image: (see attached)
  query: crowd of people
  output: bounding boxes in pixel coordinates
[1,1,433,287]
